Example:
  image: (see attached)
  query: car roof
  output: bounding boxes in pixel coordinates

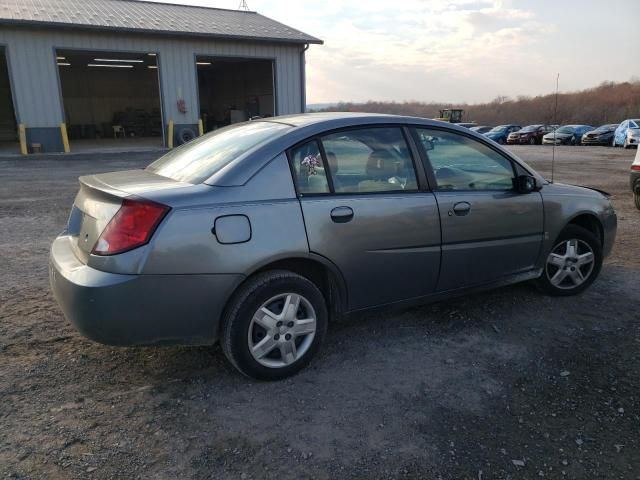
[265,112,444,128]
[206,113,542,187]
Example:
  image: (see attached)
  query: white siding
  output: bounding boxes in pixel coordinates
[0,27,303,128]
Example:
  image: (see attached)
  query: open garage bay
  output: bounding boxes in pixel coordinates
[0,146,638,479]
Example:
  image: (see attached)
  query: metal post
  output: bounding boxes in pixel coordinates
[18,124,27,155]
[168,120,174,149]
[60,123,70,153]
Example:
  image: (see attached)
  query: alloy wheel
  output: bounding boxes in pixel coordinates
[545,239,595,290]
[247,293,317,368]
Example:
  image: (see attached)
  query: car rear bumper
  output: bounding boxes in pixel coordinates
[49,235,243,346]
[631,172,640,193]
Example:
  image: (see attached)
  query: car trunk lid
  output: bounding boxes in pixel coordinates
[67,169,190,262]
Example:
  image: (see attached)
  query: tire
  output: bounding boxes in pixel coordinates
[570,137,577,146]
[612,137,617,148]
[498,137,505,145]
[220,270,328,380]
[529,137,536,145]
[535,225,602,296]
[634,192,640,210]
[178,127,196,145]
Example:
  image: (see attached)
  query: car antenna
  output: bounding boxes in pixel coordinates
[551,73,559,183]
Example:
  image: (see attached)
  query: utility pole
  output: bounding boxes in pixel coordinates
[238,1,249,10]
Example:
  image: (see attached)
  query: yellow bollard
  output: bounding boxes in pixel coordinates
[198,119,204,136]
[167,120,174,149]
[60,123,70,153]
[18,124,27,155]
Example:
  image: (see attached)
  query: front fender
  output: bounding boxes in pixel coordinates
[538,183,617,266]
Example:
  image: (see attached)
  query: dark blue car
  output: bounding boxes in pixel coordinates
[484,124,521,144]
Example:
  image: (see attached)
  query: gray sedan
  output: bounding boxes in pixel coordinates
[50,113,617,380]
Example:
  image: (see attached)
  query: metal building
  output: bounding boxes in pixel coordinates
[0,0,321,154]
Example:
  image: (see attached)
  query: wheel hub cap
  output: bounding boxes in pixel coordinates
[545,238,595,290]
[248,293,317,368]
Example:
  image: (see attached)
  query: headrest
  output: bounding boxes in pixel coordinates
[366,150,397,179]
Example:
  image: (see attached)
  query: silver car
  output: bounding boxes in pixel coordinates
[50,113,617,380]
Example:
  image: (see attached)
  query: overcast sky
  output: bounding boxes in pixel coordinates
[156,0,637,104]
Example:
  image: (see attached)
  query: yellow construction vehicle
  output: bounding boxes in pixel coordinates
[433,109,465,123]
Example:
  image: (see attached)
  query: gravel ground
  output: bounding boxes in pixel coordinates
[1,146,639,479]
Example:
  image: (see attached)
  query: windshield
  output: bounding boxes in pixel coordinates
[631,120,640,128]
[556,126,575,134]
[595,125,617,132]
[520,125,541,133]
[488,126,508,133]
[146,121,291,184]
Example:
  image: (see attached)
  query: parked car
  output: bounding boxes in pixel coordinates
[507,124,553,145]
[484,124,521,144]
[581,124,619,146]
[613,118,640,148]
[49,113,617,380]
[542,125,593,146]
[632,148,640,209]
[470,125,492,134]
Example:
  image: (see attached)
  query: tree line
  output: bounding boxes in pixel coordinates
[310,80,640,127]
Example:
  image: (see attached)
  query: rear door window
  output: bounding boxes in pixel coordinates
[319,127,418,193]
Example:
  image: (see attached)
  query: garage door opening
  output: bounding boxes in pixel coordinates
[0,47,18,155]
[197,56,275,133]
[56,49,164,153]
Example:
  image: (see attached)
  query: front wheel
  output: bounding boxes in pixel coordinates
[529,137,536,145]
[535,225,602,296]
[220,270,328,380]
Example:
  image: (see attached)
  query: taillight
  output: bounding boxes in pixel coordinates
[92,198,170,256]
[631,164,640,171]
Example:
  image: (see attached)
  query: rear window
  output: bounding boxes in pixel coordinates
[146,121,291,184]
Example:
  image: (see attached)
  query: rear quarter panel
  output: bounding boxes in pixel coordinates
[141,153,310,275]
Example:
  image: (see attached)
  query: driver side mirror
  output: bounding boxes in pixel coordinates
[515,174,537,194]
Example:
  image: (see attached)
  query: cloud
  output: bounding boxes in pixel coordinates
[151,1,635,104]
[281,0,553,102]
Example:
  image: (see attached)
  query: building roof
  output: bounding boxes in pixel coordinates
[0,0,322,45]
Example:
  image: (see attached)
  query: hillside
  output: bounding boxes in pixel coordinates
[310,81,640,127]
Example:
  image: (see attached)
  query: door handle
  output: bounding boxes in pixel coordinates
[330,206,354,223]
[451,201,471,216]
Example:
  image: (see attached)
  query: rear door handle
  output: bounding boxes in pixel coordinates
[330,206,354,223]
[452,201,471,216]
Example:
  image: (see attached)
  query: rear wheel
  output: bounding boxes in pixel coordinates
[529,137,536,145]
[220,270,328,380]
[535,225,602,296]
[634,192,640,210]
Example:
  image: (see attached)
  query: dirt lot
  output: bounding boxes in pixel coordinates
[1,146,639,479]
